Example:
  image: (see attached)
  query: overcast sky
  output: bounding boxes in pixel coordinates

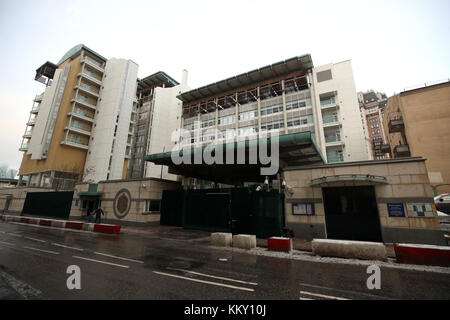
[0,0,449,172]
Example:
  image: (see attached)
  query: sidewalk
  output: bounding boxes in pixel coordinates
[120,224,398,258]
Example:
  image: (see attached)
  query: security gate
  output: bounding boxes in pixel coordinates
[322,186,382,242]
[22,191,74,219]
[160,187,285,238]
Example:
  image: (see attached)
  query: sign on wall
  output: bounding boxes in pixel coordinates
[292,203,315,216]
[387,203,406,217]
[406,203,434,218]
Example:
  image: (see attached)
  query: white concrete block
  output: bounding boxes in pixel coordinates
[312,239,387,261]
[82,223,95,232]
[51,220,66,228]
[211,233,232,247]
[233,234,257,250]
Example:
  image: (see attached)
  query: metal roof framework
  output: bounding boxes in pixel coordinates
[178,54,314,105]
[137,71,180,92]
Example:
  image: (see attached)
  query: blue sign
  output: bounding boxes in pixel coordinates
[387,203,405,217]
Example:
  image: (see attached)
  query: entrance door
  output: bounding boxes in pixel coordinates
[322,186,382,242]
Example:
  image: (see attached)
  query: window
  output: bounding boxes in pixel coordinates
[292,203,315,215]
[316,69,332,83]
[145,200,161,213]
[260,103,283,116]
[239,110,257,121]
[218,114,236,125]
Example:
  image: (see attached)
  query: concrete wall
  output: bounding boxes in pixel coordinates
[284,158,445,245]
[384,82,450,194]
[0,187,57,215]
[71,178,181,225]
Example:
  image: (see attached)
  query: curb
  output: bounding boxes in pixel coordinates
[0,213,120,235]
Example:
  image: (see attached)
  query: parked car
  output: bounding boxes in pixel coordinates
[434,194,450,215]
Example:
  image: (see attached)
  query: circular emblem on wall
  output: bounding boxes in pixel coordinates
[113,189,132,219]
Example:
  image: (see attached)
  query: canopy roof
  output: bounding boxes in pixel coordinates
[145,131,324,184]
[137,71,179,91]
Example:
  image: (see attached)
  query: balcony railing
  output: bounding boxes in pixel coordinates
[388,117,404,133]
[83,57,105,71]
[327,155,344,163]
[31,106,40,113]
[394,144,411,157]
[19,143,29,151]
[380,144,391,153]
[325,134,342,144]
[34,93,44,102]
[78,82,100,97]
[27,118,36,125]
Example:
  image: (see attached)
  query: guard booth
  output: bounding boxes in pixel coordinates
[161,187,285,238]
[147,132,324,238]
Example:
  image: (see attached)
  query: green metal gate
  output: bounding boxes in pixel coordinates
[160,187,285,238]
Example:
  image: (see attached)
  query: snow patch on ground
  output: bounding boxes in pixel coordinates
[208,245,450,275]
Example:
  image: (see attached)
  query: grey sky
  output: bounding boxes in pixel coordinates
[0,0,449,171]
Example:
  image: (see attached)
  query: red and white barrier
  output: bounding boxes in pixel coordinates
[0,214,121,235]
[394,243,450,267]
[268,237,292,253]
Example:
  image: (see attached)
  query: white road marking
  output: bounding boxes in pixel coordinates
[24,237,46,243]
[299,297,315,300]
[94,251,144,264]
[153,271,255,292]
[299,282,388,300]
[0,240,15,246]
[167,267,258,286]
[73,255,130,269]
[23,246,60,255]
[6,233,22,238]
[52,243,84,251]
[300,290,350,300]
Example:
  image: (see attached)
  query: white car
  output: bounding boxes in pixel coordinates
[434,194,450,215]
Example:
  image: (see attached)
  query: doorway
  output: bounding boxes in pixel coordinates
[322,186,382,242]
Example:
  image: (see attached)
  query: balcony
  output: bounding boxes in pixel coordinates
[81,57,105,73]
[389,117,404,133]
[34,93,44,102]
[394,144,411,157]
[68,110,95,123]
[27,118,36,126]
[19,142,29,151]
[380,144,391,153]
[61,139,89,150]
[23,130,33,138]
[71,97,97,111]
[75,83,100,98]
[31,106,40,114]
[65,123,92,136]
[320,97,339,111]
[322,114,340,128]
[77,70,102,86]
[327,155,344,163]
[325,132,344,146]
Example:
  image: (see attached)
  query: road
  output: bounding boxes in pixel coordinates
[0,220,449,300]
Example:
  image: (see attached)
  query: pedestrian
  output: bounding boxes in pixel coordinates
[95,206,105,224]
[87,210,94,223]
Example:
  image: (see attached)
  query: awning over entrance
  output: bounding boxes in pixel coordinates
[77,184,103,197]
[310,174,389,186]
[145,132,325,184]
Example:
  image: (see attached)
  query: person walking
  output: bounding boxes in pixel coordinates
[95,206,105,224]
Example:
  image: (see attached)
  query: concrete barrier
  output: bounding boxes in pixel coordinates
[312,239,388,262]
[268,237,292,253]
[39,219,52,227]
[233,234,257,250]
[211,233,233,247]
[93,224,121,234]
[82,223,95,232]
[394,243,450,267]
[51,220,66,228]
[65,221,84,230]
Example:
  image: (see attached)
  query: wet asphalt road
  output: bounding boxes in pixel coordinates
[0,221,449,300]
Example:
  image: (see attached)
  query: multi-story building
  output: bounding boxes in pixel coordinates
[358,90,390,160]
[127,70,189,180]
[178,55,369,166]
[383,79,450,194]
[18,44,139,188]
